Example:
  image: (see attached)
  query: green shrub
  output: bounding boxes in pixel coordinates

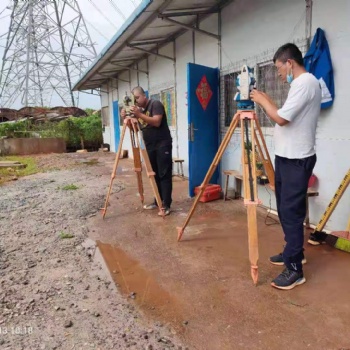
[0,114,103,150]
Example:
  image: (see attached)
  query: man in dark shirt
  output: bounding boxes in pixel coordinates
[121,86,173,215]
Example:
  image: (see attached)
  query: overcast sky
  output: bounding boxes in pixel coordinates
[0,0,142,110]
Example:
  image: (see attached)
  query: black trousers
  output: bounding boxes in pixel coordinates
[147,144,173,208]
[275,154,317,272]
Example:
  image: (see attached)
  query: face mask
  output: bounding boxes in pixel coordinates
[286,65,293,84]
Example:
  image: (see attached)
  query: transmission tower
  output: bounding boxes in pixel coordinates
[0,0,97,108]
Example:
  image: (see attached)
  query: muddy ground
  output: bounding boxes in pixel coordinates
[0,152,186,350]
[1,151,349,350]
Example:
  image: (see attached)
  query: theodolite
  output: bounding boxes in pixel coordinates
[234,64,256,110]
[123,91,136,117]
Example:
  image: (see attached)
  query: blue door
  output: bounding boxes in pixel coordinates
[188,63,219,196]
[113,100,120,150]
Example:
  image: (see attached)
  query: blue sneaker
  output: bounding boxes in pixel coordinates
[271,268,306,290]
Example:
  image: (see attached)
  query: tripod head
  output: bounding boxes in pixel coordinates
[234,65,256,110]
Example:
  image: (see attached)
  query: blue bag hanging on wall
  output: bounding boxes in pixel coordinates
[304,28,334,109]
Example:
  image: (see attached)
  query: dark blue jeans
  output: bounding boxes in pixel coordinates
[275,154,317,272]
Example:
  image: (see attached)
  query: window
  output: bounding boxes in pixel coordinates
[160,88,176,128]
[256,63,289,127]
[223,72,239,127]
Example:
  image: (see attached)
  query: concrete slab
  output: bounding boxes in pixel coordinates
[0,161,26,168]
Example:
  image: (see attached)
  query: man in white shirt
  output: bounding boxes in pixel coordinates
[250,43,321,290]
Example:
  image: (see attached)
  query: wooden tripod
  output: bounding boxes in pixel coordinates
[177,110,274,285]
[101,118,165,219]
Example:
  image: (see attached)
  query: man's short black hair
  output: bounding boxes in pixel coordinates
[132,86,146,95]
[273,43,304,66]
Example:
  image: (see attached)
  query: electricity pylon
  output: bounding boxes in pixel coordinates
[0,0,97,108]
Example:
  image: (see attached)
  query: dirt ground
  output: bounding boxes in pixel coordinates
[1,152,350,350]
[0,152,186,350]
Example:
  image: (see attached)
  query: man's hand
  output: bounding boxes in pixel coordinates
[120,108,127,119]
[130,105,141,118]
[250,89,288,126]
[250,89,269,106]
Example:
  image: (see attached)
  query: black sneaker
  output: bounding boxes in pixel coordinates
[269,253,307,266]
[271,268,306,290]
[308,231,327,246]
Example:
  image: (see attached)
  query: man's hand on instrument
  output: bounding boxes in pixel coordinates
[130,105,141,118]
[250,89,267,105]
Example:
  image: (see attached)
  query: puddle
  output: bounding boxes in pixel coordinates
[94,240,185,331]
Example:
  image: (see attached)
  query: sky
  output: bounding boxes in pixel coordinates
[0,0,142,110]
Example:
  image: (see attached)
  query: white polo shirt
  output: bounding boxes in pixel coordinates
[275,72,322,159]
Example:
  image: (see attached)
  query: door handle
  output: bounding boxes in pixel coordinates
[188,122,198,142]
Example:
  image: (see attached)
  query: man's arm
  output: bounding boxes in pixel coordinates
[131,100,166,127]
[130,106,162,127]
[250,90,289,126]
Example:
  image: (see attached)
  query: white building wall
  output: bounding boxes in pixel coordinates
[100,83,112,150]
[175,31,194,177]
[147,43,178,159]
[137,59,149,90]
[194,14,219,68]
[308,0,350,230]
[173,15,220,177]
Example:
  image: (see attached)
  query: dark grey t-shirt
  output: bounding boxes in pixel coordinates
[140,99,172,150]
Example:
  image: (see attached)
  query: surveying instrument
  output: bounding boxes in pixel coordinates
[101,92,165,219]
[177,66,275,285]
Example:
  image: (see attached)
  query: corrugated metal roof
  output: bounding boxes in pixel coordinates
[72,0,233,91]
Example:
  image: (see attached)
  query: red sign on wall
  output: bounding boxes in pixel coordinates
[195,75,213,111]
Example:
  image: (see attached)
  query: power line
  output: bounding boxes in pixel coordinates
[108,0,126,20]
[84,18,110,41]
[129,0,138,7]
[0,14,10,20]
[87,0,119,30]
[0,6,8,17]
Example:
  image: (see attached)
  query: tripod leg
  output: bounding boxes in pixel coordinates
[247,205,259,284]
[254,119,275,190]
[131,122,165,217]
[241,115,259,284]
[177,115,240,241]
[101,120,128,219]
[130,126,144,204]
